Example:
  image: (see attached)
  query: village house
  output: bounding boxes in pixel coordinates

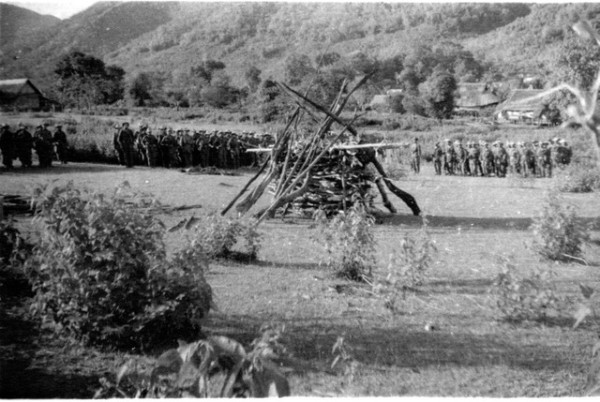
[495,88,559,125]
[454,83,501,116]
[0,78,58,111]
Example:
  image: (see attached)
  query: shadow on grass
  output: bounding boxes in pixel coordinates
[425,278,494,295]
[205,312,576,374]
[0,304,98,398]
[252,260,324,271]
[1,163,124,175]
[377,214,600,231]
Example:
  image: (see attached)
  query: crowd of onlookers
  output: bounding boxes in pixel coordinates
[112,122,275,169]
[0,122,69,169]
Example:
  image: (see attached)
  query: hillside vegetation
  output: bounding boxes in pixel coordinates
[1,2,539,91]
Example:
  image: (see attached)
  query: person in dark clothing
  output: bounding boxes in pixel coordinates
[34,124,54,168]
[15,122,33,168]
[113,124,124,165]
[0,123,15,169]
[117,122,135,168]
[53,124,69,164]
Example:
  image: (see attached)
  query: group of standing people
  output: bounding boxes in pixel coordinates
[430,138,572,178]
[113,123,273,169]
[0,122,68,169]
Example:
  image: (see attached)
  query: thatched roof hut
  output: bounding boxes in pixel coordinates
[455,83,501,114]
[0,78,57,111]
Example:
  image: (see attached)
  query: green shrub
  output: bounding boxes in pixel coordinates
[0,219,32,299]
[174,213,262,262]
[556,164,600,193]
[377,223,436,312]
[313,204,376,281]
[531,192,589,261]
[494,259,564,323]
[26,182,211,350]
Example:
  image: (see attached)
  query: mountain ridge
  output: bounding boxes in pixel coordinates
[1,2,598,94]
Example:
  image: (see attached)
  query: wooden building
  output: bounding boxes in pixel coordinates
[454,83,501,116]
[0,78,57,111]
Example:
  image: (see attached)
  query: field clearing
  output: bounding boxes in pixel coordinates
[2,160,600,397]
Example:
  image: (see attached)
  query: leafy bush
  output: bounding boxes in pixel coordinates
[26,182,211,350]
[0,219,32,299]
[556,164,600,193]
[392,223,437,288]
[531,192,589,261]
[173,213,261,262]
[376,223,436,312]
[313,204,376,281]
[493,258,564,323]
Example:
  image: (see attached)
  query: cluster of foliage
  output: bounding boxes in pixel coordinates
[26,182,212,350]
[376,223,437,313]
[557,164,600,193]
[531,192,589,261]
[95,323,290,398]
[171,213,262,262]
[493,258,565,323]
[0,219,32,299]
[313,204,376,281]
[54,51,125,109]
[129,59,249,109]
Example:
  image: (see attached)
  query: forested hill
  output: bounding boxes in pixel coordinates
[1,2,599,93]
[0,3,60,56]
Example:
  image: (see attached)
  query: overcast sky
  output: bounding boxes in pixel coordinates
[5,0,98,19]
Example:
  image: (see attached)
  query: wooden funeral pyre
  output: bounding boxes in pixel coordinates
[221,78,421,222]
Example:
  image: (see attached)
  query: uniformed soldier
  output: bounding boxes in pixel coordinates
[432,142,443,175]
[117,122,135,168]
[521,142,536,177]
[179,129,194,168]
[195,131,210,168]
[410,137,422,174]
[227,132,241,169]
[495,141,509,178]
[0,123,14,169]
[218,132,228,168]
[15,122,33,168]
[142,129,159,167]
[540,141,552,178]
[443,139,455,175]
[134,124,148,165]
[155,126,167,167]
[161,129,180,168]
[113,124,125,165]
[508,141,521,175]
[481,141,494,176]
[53,124,69,164]
[454,140,468,176]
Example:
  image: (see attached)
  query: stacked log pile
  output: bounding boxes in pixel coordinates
[221,77,421,222]
[270,148,374,216]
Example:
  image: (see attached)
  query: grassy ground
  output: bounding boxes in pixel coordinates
[1,154,600,396]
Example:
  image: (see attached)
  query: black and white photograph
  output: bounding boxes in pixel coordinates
[1,0,600,397]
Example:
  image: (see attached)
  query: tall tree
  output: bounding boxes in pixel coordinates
[54,51,125,108]
[420,69,457,119]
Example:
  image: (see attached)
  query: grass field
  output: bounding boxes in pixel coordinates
[1,136,600,396]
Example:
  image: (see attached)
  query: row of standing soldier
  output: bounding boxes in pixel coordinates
[0,122,68,169]
[431,138,572,178]
[113,123,273,169]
